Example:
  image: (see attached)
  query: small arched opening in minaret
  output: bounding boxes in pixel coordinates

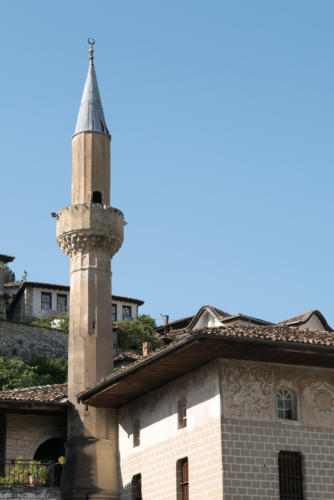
[92,191,102,204]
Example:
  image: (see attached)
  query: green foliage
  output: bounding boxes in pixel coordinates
[117,314,162,352]
[0,358,37,390]
[3,265,15,284]
[30,314,69,332]
[29,355,68,385]
[0,355,67,390]
[0,457,47,486]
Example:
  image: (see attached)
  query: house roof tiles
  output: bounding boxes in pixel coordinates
[277,309,332,331]
[0,384,67,404]
[78,324,334,405]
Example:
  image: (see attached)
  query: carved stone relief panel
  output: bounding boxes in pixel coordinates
[221,360,334,428]
[221,361,275,421]
[303,381,334,427]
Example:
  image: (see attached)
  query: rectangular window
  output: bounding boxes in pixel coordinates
[112,304,117,322]
[133,420,140,447]
[279,451,303,500]
[57,294,67,312]
[123,305,132,320]
[177,458,189,500]
[41,292,52,310]
[131,474,142,500]
[178,397,187,429]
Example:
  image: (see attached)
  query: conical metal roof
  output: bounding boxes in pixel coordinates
[74,41,109,136]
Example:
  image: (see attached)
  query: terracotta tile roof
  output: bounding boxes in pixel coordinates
[78,324,334,406]
[278,310,332,331]
[154,315,195,333]
[209,306,231,320]
[0,384,67,403]
[80,324,334,397]
[114,351,142,362]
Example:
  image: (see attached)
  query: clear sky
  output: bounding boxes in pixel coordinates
[2,1,334,327]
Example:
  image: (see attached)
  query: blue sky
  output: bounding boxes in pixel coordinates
[2,1,334,326]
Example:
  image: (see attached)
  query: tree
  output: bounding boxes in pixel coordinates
[4,265,15,283]
[29,355,67,385]
[0,356,67,390]
[117,314,162,352]
[0,357,37,390]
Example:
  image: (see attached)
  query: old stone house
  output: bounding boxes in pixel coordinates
[5,280,143,323]
[0,40,333,500]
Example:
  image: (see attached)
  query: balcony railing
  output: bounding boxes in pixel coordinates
[0,459,63,487]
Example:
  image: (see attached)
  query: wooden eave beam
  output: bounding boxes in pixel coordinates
[80,336,334,409]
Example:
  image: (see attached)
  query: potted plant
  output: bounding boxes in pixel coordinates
[28,460,47,486]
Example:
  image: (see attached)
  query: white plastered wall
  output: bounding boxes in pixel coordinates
[118,360,223,499]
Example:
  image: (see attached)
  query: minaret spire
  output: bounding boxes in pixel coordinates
[74,38,109,136]
[89,37,95,63]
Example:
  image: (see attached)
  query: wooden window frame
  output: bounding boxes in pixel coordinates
[131,473,142,500]
[57,293,67,313]
[41,292,52,310]
[122,305,132,320]
[178,397,187,429]
[277,389,297,420]
[133,420,140,448]
[278,450,304,500]
[177,457,189,500]
[112,304,117,322]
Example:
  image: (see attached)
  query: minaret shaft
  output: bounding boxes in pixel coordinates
[72,132,110,205]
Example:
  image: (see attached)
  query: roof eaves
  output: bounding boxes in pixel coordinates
[78,328,334,403]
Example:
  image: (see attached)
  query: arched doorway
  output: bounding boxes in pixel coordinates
[34,438,65,462]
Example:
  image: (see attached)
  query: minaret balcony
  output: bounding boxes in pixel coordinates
[56,203,124,258]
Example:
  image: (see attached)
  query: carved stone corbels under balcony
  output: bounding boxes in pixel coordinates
[57,230,123,258]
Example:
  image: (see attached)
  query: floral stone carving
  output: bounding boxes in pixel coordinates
[222,362,275,420]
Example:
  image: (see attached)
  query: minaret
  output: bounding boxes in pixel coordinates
[56,39,124,499]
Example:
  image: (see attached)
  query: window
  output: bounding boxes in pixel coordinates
[92,191,102,204]
[277,389,296,420]
[41,292,52,310]
[112,304,117,322]
[177,458,189,500]
[133,420,140,447]
[123,305,132,320]
[131,474,142,500]
[278,451,303,500]
[178,397,187,429]
[57,294,67,312]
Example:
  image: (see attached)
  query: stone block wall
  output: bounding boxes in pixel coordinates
[6,414,67,461]
[0,487,61,499]
[0,320,67,360]
[221,418,334,500]
[120,420,223,499]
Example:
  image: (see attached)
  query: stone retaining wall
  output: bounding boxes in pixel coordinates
[0,320,67,360]
[0,487,61,499]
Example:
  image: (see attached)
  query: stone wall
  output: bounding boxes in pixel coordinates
[0,487,61,499]
[6,414,67,461]
[221,418,334,500]
[219,359,334,499]
[0,320,67,361]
